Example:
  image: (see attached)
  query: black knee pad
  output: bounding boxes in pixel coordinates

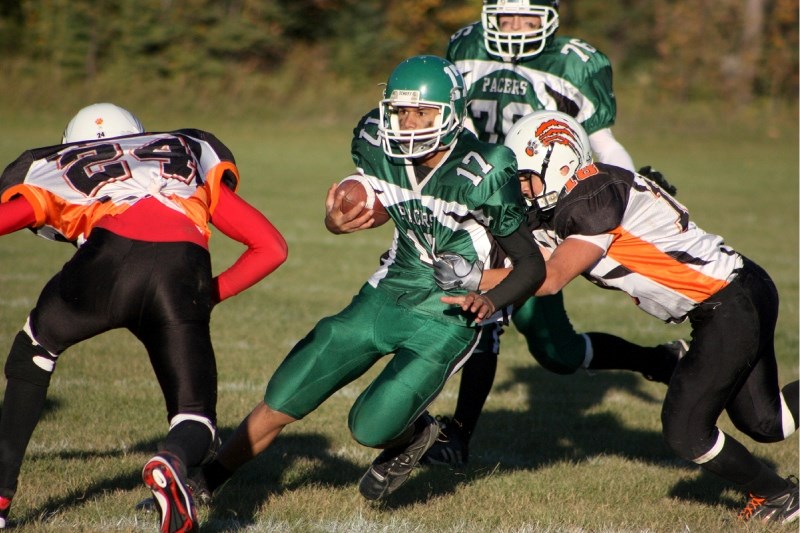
[4,331,57,387]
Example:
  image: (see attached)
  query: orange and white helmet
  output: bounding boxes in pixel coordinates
[61,103,144,144]
[504,110,592,211]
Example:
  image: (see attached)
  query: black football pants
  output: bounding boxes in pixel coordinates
[662,257,798,496]
[0,228,217,496]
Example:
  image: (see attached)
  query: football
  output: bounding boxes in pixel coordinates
[336,175,390,226]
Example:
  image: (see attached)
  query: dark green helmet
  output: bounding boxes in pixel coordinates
[379,55,467,159]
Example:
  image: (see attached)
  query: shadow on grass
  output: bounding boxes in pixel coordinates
[202,431,366,530]
[192,365,685,522]
[2,364,781,528]
[472,364,674,469]
[5,434,160,529]
[5,429,366,531]
[420,363,778,512]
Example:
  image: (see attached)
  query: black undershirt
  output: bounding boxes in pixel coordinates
[485,224,544,309]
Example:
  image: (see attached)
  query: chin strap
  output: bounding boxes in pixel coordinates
[534,144,555,209]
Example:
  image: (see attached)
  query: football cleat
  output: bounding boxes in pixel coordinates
[0,495,11,529]
[142,452,197,533]
[186,469,213,507]
[136,467,215,514]
[644,339,689,384]
[420,416,470,467]
[358,412,439,500]
[739,476,799,524]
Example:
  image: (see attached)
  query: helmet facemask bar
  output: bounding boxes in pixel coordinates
[481,3,559,60]
[522,140,586,213]
[528,144,560,210]
[379,93,458,159]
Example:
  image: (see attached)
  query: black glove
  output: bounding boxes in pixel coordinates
[638,165,677,196]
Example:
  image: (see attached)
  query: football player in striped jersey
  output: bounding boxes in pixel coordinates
[0,103,288,532]
[423,0,685,468]
[443,110,799,524]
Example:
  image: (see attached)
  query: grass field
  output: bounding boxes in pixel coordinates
[0,97,797,532]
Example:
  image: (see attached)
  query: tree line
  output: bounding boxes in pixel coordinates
[1,0,796,104]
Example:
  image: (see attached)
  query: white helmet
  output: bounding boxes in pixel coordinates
[61,103,144,144]
[504,110,592,211]
[481,0,560,60]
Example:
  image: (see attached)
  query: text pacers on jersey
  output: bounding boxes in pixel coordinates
[481,77,528,96]
[396,205,433,229]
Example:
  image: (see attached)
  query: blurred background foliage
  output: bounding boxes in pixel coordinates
[0,0,797,120]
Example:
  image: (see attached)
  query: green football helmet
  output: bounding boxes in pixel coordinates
[481,0,560,60]
[379,55,467,159]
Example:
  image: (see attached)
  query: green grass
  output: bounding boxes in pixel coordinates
[0,98,796,532]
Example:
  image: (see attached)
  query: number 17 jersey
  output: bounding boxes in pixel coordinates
[351,109,527,326]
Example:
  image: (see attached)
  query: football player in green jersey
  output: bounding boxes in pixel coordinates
[189,55,545,503]
[421,0,685,468]
[450,0,634,167]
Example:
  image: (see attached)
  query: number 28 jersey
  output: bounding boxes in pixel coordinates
[351,109,527,326]
[0,129,238,244]
[446,22,617,144]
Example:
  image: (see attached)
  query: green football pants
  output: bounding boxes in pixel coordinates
[264,284,481,447]
[511,292,588,374]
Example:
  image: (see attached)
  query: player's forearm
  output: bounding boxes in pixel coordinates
[214,238,287,302]
[0,196,37,236]
[211,187,288,302]
[482,225,545,309]
[479,265,565,296]
[479,268,509,291]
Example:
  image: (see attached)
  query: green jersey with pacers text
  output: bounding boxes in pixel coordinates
[351,108,526,326]
[446,22,616,144]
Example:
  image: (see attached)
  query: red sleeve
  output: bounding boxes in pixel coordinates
[210,185,288,303]
[0,196,37,237]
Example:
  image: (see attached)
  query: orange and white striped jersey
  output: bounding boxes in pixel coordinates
[533,163,743,322]
[0,129,239,245]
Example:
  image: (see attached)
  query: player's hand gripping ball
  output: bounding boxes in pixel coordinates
[336,175,390,226]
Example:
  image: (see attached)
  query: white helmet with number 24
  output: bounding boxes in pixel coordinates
[504,110,592,212]
[62,103,145,144]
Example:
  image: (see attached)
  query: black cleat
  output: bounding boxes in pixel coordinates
[420,416,469,467]
[739,476,799,524]
[358,413,439,500]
